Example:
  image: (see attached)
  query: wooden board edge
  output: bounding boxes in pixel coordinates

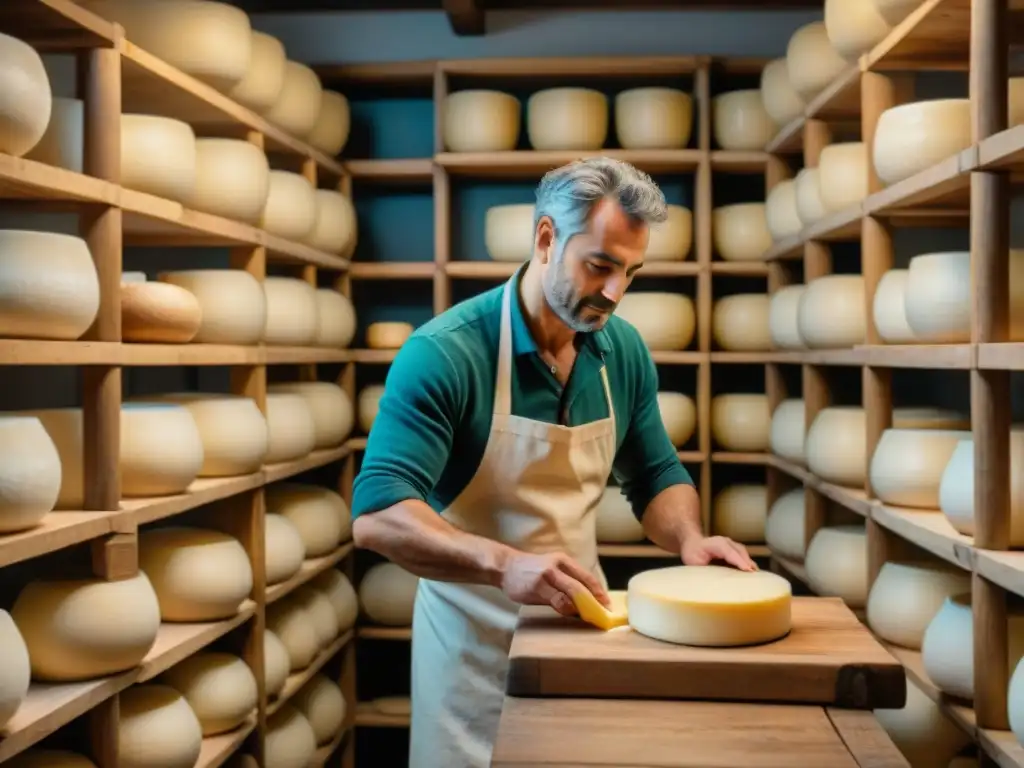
[826,708,911,768]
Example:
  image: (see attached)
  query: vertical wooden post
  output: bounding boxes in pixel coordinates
[433,64,451,315]
[695,59,713,532]
[765,157,791,515]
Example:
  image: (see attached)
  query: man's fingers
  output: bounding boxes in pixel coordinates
[537,580,577,616]
[544,567,593,611]
[556,556,610,605]
[713,538,757,571]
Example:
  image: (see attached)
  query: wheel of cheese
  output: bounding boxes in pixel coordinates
[765,179,802,240]
[713,203,772,262]
[269,382,353,449]
[121,280,203,343]
[869,428,971,508]
[786,22,849,101]
[266,599,319,671]
[443,90,520,152]
[0,416,60,533]
[307,90,351,157]
[261,170,318,241]
[818,142,870,212]
[875,677,972,767]
[824,0,893,60]
[359,562,420,626]
[713,485,767,543]
[0,609,30,730]
[646,205,692,261]
[527,88,608,151]
[2,751,97,768]
[484,203,535,262]
[873,99,971,186]
[121,115,197,203]
[25,96,82,172]
[157,269,266,344]
[1007,656,1024,747]
[867,560,972,649]
[627,565,791,647]
[293,674,346,745]
[872,0,921,24]
[262,277,318,346]
[367,321,414,349]
[657,391,696,447]
[161,652,257,736]
[797,275,866,349]
[873,269,916,343]
[940,431,1024,545]
[264,392,317,464]
[0,230,100,340]
[595,486,644,543]
[358,384,385,434]
[295,585,339,647]
[712,293,772,351]
[314,289,356,348]
[264,629,291,698]
[266,482,351,556]
[615,293,695,350]
[769,285,806,350]
[118,684,203,768]
[11,571,160,681]
[265,704,317,768]
[0,32,50,157]
[189,138,270,223]
[710,394,770,452]
[770,398,805,464]
[306,190,357,256]
[313,570,359,632]
[263,60,323,137]
[760,58,805,126]
[713,90,777,151]
[139,526,253,622]
[795,168,828,226]
[765,488,806,561]
[265,513,306,585]
[614,87,693,149]
[228,30,286,112]
[805,525,868,608]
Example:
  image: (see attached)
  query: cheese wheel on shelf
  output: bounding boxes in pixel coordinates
[873,99,971,186]
[873,269,916,343]
[765,179,802,241]
[940,430,1024,545]
[264,629,290,698]
[627,565,792,647]
[25,96,83,172]
[797,274,866,349]
[139,526,253,622]
[2,751,97,768]
[0,416,61,533]
[295,585,339,647]
[266,482,351,556]
[615,292,695,350]
[646,205,692,261]
[118,684,203,768]
[712,485,767,543]
[765,488,806,561]
[359,562,420,626]
[818,142,869,212]
[0,609,30,730]
[189,138,270,223]
[367,321,414,349]
[268,381,353,449]
[306,190,357,256]
[121,114,197,203]
[121,280,203,344]
[262,277,318,346]
[1008,656,1024,747]
[0,32,51,157]
[306,90,351,157]
[157,269,266,344]
[760,58,805,126]
[786,22,849,101]
[267,598,319,671]
[313,569,359,632]
[359,384,385,434]
[160,652,258,736]
[485,204,535,262]
[805,525,868,608]
[794,168,828,226]
[293,674,346,745]
[770,398,805,464]
[265,705,317,768]
[261,170,318,241]
[867,560,972,649]
[872,0,921,24]
[869,428,971,508]
[0,230,100,341]
[710,394,770,452]
[314,289,356,348]
[874,676,972,767]
[614,87,693,149]
[713,203,772,262]
[712,293,772,351]
[769,285,806,350]
[443,90,520,152]
[12,571,161,681]
[228,30,286,112]
[265,513,306,585]
[264,392,316,464]
[657,391,696,447]
[264,60,323,137]
[595,486,644,543]
[824,0,893,60]
[713,90,776,151]
[527,88,608,151]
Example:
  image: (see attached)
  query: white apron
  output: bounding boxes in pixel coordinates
[408,278,618,768]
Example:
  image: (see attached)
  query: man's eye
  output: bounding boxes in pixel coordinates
[588,262,610,274]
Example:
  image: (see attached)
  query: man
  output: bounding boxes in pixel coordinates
[351,156,756,768]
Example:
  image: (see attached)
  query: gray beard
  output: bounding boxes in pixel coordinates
[543,257,605,333]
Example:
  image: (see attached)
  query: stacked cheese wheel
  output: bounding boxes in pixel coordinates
[358,562,420,627]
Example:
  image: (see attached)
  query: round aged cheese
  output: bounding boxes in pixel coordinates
[769,285,806,349]
[713,89,776,150]
[0,32,51,157]
[264,629,290,698]
[118,684,203,768]
[0,230,100,340]
[189,138,270,223]
[614,87,693,149]
[870,428,971,508]
[0,609,30,730]
[314,289,356,347]
[485,203,535,262]
[873,99,971,185]
[12,572,161,681]
[265,513,306,585]
[940,431,1024,545]
[795,168,828,225]
[262,277,318,346]
[770,398,805,464]
[307,90,351,157]
[367,321,414,349]
[268,381,353,449]
[867,560,972,649]
[2,750,97,767]
[293,674,346,745]
[266,482,351,556]
[873,269,916,343]
[261,170,317,241]
[265,705,317,768]
[160,652,257,735]
[595,486,644,543]
[306,190,357,256]
[443,90,520,152]
[765,488,806,561]
[647,205,692,261]
[627,565,792,646]
[294,585,339,647]
[265,392,317,464]
[121,280,202,343]
[713,485,767,543]
[760,58,805,126]
[359,562,420,626]
[874,677,972,767]
[25,96,82,172]
[786,22,849,101]
[228,30,285,112]
[358,384,384,434]
[765,179,802,240]
[824,0,893,60]
[1008,656,1024,746]
[615,292,695,350]
[264,60,323,137]
[0,416,60,533]
[712,293,772,351]
[121,114,196,203]
[528,88,608,151]
[157,269,266,344]
[267,599,319,671]
[872,0,921,24]
[711,394,770,452]
[657,391,696,447]
[713,203,772,262]
[805,525,868,608]
[818,142,869,212]
[797,275,866,348]
[313,569,359,632]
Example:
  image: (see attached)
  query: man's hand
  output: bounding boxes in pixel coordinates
[500,551,610,617]
[681,534,758,572]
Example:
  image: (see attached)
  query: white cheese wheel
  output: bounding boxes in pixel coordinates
[3,751,97,768]
[443,90,520,152]
[713,203,772,262]
[25,96,83,172]
[805,525,868,608]
[358,384,385,434]
[872,0,921,24]
[264,629,290,698]
[228,30,286,112]
[712,293,772,351]
[121,114,196,203]
[527,88,608,151]
[262,277,318,346]
[266,599,319,671]
[615,292,695,350]
[818,142,870,212]
[595,486,644,543]
[940,431,1024,545]
[264,60,323,138]
[161,652,257,736]
[713,89,777,151]
[627,565,792,647]
[367,321,414,349]
[646,205,693,261]
[261,170,318,241]
[873,99,972,186]
[264,393,317,464]
[0,609,30,730]
[485,204,535,262]
[770,398,805,464]
[870,428,971,508]
[265,704,317,768]
[139,526,253,622]
[0,229,100,341]
[266,482,352,556]
[713,485,767,543]
[265,513,306,585]
[359,562,420,626]
[121,281,203,343]
[118,684,203,768]
[824,0,893,60]
[614,87,693,149]
[307,90,351,157]
[786,22,849,101]
[875,677,972,767]
[1007,656,1024,747]
[12,571,161,681]
[710,394,770,452]
[295,585,339,647]
[268,381,353,449]
[760,57,805,126]
[314,289,356,348]
[795,168,828,226]
[769,285,806,350]
[313,570,359,632]
[0,32,51,157]
[867,560,972,649]
[765,179,802,241]
[873,269,916,343]
[765,488,806,561]
[306,190,357,256]
[797,274,866,349]
[0,416,60,532]
[157,269,266,344]
[657,391,696,447]
[293,674,346,745]
[189,138,270,223]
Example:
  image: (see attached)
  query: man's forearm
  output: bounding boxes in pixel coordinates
[640,483,703,554]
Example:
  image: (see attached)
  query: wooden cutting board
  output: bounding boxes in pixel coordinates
[505,596,905,708]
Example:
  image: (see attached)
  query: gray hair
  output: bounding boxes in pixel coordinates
[533,157,668,252]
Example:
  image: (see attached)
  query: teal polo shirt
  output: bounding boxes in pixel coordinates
[351,267,694,522]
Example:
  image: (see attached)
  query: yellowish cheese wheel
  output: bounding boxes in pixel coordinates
[161,652,258,736]
[657,391,696,447]
[228,30,286,112]
[614,87,693,149]
[646,205,693,261]
[873,99,971,186]
[264,60,323,138]
[266,482,352,556]
[786,22,849,101]
[818,142,869,212]
[307,90,351,157]
[359,384,385,434]
[265,513,306,586]
[0,32,51,157]
[712,203,772,262]
[797,274,866,349]
[139,526,253,621]
[314,289,356,348]
[769,285,806,350]
[0,230,100,341]
[0,416,60,533]
[874,677,972,768]
[118,684,203,768]
[0,609,30,730]
[121,114,197,203]
[712,293,772,351]
[295,585,339,647]
[25,96,82,172]
[443,90,520,152]
[261,170,318,241]
[873,269,916,343]
[262,277,318,346]
[359,562,420,626]
[306,190,357,256]
[764,488,806,561]
[710,394,770,452]
[615,292,695,350]
[869,428,971,508]
[760,58,805,126]
[265,392,317,464]
[872,0,921,24]
[805,525,868,608]
[485,203,535,262]
[157,269,266,344]
[12,571,161,681]
[267,599,319,671]
[765,179,802,240]
[824,0,893,60]
[713,90,777,151]
[527,88,608,151]
[595,486,644,543]
[293,674,346,745]
[712,485,767,543]
[313,569,359,632]
[269,381,353,449]
[769,398,805,464]
[121,279,203,344]
[3,751,97,768]
[367,321,414,349]
[867,560,971,650]
[189,138,270,223]
[264,629,290,698]
[794,168,828,226]
[265,705,317,768]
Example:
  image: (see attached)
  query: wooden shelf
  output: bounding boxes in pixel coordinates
[436,149,702,178]
[268,631,354,716]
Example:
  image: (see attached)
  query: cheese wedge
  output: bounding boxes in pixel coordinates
[572,590,629,630]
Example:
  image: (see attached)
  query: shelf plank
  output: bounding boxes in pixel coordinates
[436,149,702,178]
[195,716,257,768]
[266,545,354,604]
[0,0,118,50]
[345,158,434,183]
[268,631,354,716]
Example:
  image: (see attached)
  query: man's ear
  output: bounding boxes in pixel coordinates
[535,216,555,264]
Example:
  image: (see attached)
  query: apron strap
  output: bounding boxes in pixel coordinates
[494,278,515,416]
[599,364,616,430]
